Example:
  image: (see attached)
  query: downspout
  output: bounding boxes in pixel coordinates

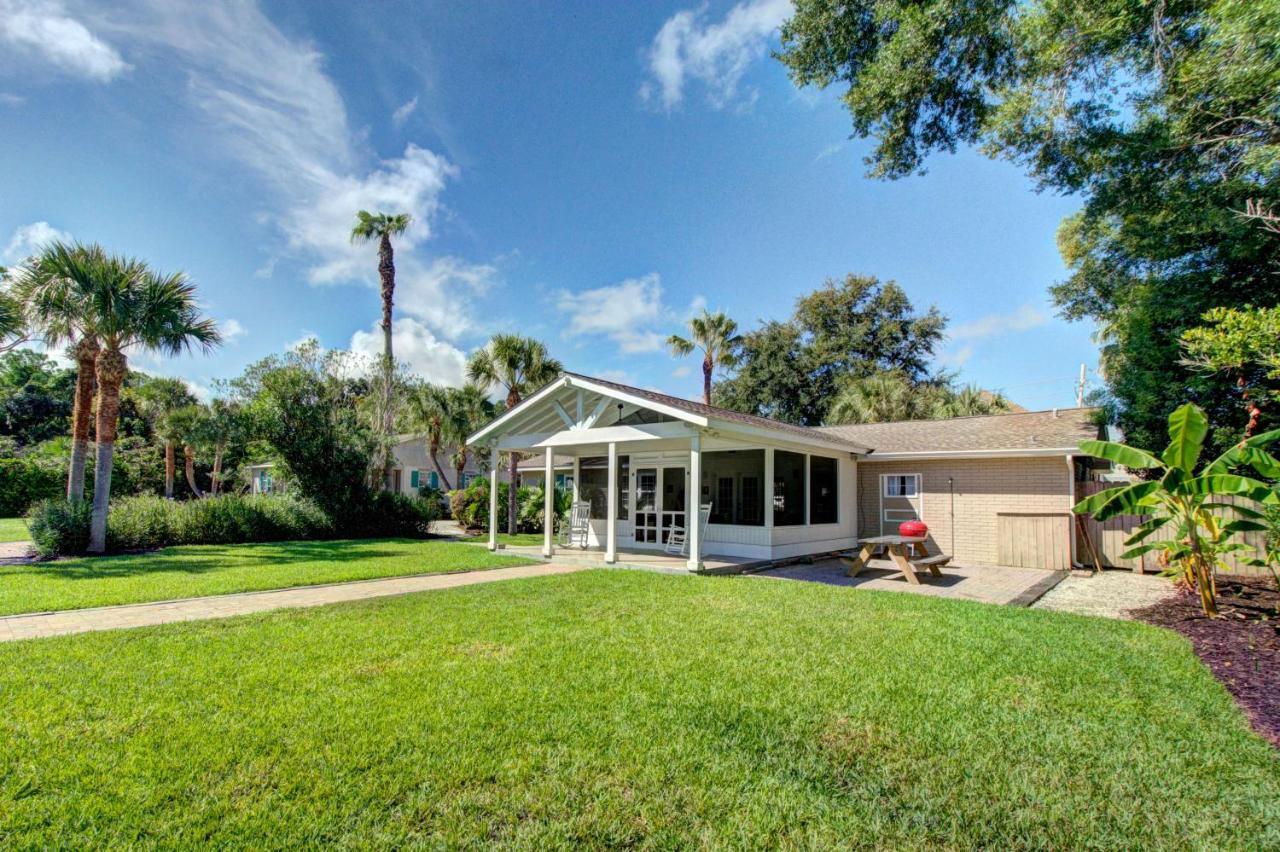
[948,476,955,557]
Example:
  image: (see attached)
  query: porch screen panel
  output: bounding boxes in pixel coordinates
[701,450,764,526]
[577,456,629,520]
[809,456,838,524]
[773,451,806,526]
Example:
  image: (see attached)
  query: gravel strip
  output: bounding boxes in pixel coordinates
[1032,569,1176,619]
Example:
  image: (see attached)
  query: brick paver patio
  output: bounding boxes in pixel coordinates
[753,557,1065,606]
[0,563,588,642]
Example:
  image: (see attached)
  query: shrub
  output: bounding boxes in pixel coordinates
[29,493,337,557]
[337,491,439,540]
[451,478,509,532]
[26,498,91,557]
[0,456,64,516]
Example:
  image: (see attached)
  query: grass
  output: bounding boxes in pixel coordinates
[0,539,533,616]
[0,570,1276,847]
[0,517,29,543]
[462,531,547,547]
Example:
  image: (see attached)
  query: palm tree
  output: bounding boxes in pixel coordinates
[933,385,1011,418]
[667,309,742,405]
[443,384,493,487]
[165,405,208,498]
[467,334,563,533]
[33,242,220,552]
[10,246,104,500]
[350,210,411,485]
[203,399,244,496]
[131,377,197,499]
[407,383,456,491]
[0,273,29,353]
[826,371,919,424]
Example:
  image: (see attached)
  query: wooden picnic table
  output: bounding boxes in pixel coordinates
[841,534,936,585]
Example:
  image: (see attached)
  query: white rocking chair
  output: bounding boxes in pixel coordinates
[558,500,591,548]
[664,503,713,556]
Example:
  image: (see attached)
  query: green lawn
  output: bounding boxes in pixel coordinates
[0,539,533,616]
[462,532,547,547]
[0,571,1275,847]
[0,517,29,543]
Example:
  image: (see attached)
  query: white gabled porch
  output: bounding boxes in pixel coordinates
[467,373,871,572]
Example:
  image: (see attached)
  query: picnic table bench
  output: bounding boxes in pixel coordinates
[838,535,952,585]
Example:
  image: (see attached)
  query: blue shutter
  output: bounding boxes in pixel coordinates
[410,470,420,489]
[428,471,439,489]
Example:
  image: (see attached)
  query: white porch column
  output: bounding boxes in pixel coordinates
[572,456,581,504]
[764,447,775,530]
[488,448,499,551]
[688,433,702,571]
[605,442,618,564]
[543,446,554,558]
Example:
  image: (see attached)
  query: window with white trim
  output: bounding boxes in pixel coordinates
[883,475,918,498]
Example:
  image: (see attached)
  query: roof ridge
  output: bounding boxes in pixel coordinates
[817,405,1099,430]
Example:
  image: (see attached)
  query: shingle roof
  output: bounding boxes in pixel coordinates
[817,407,1101,455]
[564,372,870,451]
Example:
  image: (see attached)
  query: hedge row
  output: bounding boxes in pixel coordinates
[28,491,440,557]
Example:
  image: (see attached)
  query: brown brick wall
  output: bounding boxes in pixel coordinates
[856,456,1073,567]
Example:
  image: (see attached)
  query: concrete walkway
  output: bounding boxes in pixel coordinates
[0,563,587,642]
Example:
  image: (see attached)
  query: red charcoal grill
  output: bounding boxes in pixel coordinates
[898,520,928,538]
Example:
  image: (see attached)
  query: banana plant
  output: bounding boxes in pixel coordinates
[1073,403,1280,616]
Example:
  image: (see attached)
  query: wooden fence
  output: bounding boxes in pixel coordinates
[1074,481,1271,576]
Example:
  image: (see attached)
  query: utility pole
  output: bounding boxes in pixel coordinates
[1075,363,1086,407]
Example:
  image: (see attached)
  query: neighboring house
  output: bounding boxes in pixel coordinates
[244,462,286,495]
[468,372,1104,571]
[384,435,499,496]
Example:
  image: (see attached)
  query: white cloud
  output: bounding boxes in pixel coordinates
[0,92,24,106]
[350,317,467,387]
[935,345,974,369]
[219,318,246,343]
[640,0,791,110]
[671,365,691,378]
[556,273,669,354]
[392,95,418,126]
[950,304,1048,341]
[0,0,130,81]
[65,1,490,346]
[813,142,843,163]
[3,220,72,262]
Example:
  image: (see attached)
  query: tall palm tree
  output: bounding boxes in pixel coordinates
[165,404,210,498]
[33,242,220,552]
[667,309,742,405]
[407,383,456,491]
[350,210,411,485]
[10,246,105,500]
[467,334,563,534]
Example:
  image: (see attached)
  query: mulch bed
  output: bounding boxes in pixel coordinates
[1132,574,1280,747]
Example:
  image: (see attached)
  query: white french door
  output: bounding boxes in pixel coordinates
[632,465,686,545]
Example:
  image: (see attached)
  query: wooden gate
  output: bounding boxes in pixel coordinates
[997,512,1072,570]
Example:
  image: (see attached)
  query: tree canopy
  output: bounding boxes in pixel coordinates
[715,274,945,425]
[777,0,1280,454]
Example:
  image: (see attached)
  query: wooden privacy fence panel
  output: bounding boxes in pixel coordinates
[997,512,1072,571]
[1074,481,1270,575]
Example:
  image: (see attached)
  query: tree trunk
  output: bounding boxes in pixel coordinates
[211,445,224,496]
[184,445,203,498]
[164,441,176,499]
[455,451,466,491]
[66,337,99,501]
[88,348,127,553]
[379,232,397,488]
[429,435,453,491]
[702,355,713,405]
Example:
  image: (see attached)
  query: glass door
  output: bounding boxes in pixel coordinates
[634,468,659,543]
[660,466,686,544]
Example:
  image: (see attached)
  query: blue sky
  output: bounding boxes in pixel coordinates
[0,0,1098,410]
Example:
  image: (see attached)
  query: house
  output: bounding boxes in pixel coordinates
[382,435,493,495]
[467,372,1103,571]
[244,437,500,497]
